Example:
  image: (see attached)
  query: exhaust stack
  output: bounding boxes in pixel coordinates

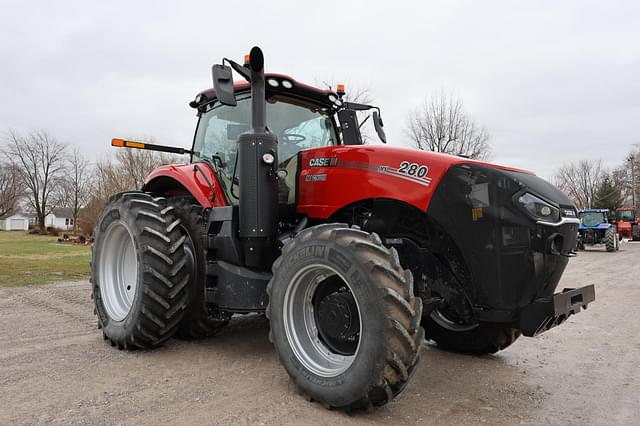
[237,46,279,268]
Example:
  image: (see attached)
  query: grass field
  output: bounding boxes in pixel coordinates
[0,231,91,286]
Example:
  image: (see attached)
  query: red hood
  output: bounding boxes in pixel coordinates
[296,144,535,219]
[329,145,534,175]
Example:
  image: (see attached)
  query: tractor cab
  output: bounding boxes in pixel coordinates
[188,73,386,207]
[616,208,637,222]
[615,207,640,241]
[190,77,339,206]
[578,209,610,228]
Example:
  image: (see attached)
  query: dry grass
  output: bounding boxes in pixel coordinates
[0,231,91,286]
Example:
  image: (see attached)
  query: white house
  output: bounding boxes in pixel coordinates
[0,213,30,231]
[45,208,75,231]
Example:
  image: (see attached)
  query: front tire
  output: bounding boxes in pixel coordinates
[424,309,520,355]
[266,224,423,410]
[91,192,190,349]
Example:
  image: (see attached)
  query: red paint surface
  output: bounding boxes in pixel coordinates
[144,163,226,208]
[297,145,532,219]
[144,145,532,218]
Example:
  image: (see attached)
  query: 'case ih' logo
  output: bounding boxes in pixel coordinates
[309,157,338,167]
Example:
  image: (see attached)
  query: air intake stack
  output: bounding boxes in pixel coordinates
[237,46,279,268]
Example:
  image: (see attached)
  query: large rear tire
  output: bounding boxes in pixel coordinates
[424,309,520,355]
[605,227,617,252]
[91,192,190,349]
[167,198,229,339]
[632,224,640,242]
[267,224,423,411]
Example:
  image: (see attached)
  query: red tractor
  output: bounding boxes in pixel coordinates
[91,47,595,410]
[614,207,640,241]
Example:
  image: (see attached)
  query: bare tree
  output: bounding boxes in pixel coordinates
[342,85,374,105]
[406,91,492,160]
[315,79,374,105]
[554,159,604,209]
[4,130,67,232]
[58,147,93,234]
[611,162,633,208]
[93,147,177,200]
[625,147,639,207]
[0,161,24,217]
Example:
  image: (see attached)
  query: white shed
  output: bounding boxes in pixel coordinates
[0,213,30,231]
[45,208,75,231]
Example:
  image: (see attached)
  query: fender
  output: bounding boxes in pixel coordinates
[143,162,228,208]
[297,145,531,219]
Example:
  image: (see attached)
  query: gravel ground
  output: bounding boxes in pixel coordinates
[1,242,638,425]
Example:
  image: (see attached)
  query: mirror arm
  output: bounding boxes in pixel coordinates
[223,58,251,82]
[343,101,374,112]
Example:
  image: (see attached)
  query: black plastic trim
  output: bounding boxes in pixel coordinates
[206,261,271,312]
[519,285,596,337]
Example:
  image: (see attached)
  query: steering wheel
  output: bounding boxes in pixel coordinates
[279,133,307,160]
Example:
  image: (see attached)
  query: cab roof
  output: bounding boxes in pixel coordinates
[190,73,340,111]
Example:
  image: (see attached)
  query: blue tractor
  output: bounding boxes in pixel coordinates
[577,209,619,252]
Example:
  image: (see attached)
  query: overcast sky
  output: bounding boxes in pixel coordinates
[1,0,639,179]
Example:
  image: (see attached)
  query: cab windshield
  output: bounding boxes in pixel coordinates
[579,211,606,227]
[192,95,337,203]
[617,210,636,221]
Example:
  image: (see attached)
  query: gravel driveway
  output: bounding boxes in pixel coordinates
[1,242,638,425]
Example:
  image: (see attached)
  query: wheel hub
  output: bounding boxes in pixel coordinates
[315,291,360,354]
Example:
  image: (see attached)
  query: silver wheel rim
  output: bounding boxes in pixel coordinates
[430,309,479,332]
[282,264,362,378]
[99,221,138,321]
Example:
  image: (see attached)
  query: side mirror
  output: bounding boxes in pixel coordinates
[373,110,386,144]
[212,64,237,106]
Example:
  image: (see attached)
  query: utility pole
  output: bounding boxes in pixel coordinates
[631,154,636,207]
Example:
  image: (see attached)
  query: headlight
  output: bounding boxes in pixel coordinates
[517,192,560,223]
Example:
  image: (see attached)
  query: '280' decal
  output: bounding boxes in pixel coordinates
[398,161,429,178]
[380,160,432,187]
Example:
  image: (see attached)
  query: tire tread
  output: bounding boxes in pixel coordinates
[91,191,190,350]
[267,223,423,411]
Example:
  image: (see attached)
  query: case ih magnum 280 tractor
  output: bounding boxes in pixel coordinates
[92,47,595,410]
